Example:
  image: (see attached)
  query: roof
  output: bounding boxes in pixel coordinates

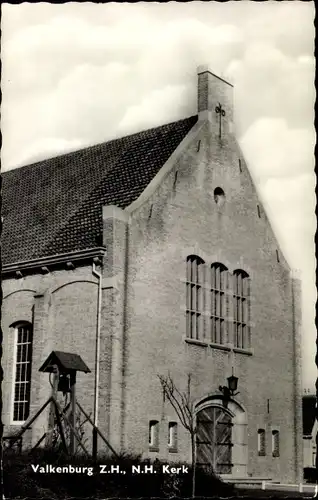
[303,395,317,436]
[1,115,197,266]
[39,351,91,373]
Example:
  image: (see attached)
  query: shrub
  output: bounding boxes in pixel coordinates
[3,448,237,498]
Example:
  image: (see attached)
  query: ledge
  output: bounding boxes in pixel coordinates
[234,347,253,356]
[185,338,208,347]
[185,338,232,352]
[221,475,273,484]
[210,342,231,352]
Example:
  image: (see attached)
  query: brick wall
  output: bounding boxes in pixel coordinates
[2,265,111,452]
[114,69,302,482]
[2,68,302,483]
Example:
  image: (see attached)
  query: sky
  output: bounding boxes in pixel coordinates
[1,2,316,390]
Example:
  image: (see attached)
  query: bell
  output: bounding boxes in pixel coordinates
[58,374,71,393]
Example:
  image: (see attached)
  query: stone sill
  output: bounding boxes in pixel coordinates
[222,475,273,483]
[185,338,253,356]
[184,338,209,348]
[149,447,159,453]
[234,347,253,356]
[185,338,230,351]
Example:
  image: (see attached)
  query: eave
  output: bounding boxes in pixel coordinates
[1,247,106,278]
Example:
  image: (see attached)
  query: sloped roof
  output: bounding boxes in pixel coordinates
[303,395,317,436]
[1,115,197,266]
[39,350,91,373]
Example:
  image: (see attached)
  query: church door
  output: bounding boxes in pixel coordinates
[196,406,233,474]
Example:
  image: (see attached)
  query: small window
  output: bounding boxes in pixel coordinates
[13,323,33,422]
[258,429,266,456]
[168,422,178,451]
[149,420,159,450]
[257,205,261,218]
[272,430,280,457]
[214,187,225,207]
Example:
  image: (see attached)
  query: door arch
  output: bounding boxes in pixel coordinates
[195,397,248,476]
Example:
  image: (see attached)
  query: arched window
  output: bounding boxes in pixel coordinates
[12,322,33,422]
[186,255,205,340]
[149,420,159,451]
[233,270,250,349]
[168,422,178,451]
[210,263,228,344]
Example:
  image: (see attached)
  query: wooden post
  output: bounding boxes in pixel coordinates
[77,400,118,457]
[70,372,77,455]
[32,433,48,450]
[54,398,90,456]
[53,399,68,454]
[92,426,98,461]
[45,365,59,448]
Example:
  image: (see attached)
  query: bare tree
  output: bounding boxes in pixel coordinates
[158,373,197,497]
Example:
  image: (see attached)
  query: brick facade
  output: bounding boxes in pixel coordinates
[2,67,302,483]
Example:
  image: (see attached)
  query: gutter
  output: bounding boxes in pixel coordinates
[92,260,102,457]
[2,247,106,275]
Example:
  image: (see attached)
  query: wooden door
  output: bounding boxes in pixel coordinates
[196,406,233,474]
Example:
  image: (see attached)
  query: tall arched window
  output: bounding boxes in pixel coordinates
[186,255,205,340]
[210,263,228,344]
[233,270,250,349]
[12,322,33,422]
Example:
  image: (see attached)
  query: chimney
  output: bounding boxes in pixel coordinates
[197,65,234,136]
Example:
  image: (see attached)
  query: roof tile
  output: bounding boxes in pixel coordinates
[2,115,197,265]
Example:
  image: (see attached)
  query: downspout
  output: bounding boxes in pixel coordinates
[291,273,302,483]
[92,259,102,458]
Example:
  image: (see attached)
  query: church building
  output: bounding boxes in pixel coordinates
[2,66,303,483]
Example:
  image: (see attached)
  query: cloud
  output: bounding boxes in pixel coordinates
[10,137,84,167]
[239,117,316,377]
[240,118,315,181]
[259,173,316,265]
[2,4,315,170]
[117,84,196,135]
[230,44,315,136]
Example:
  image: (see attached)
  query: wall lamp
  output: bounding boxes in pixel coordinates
[219,375,240,399]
